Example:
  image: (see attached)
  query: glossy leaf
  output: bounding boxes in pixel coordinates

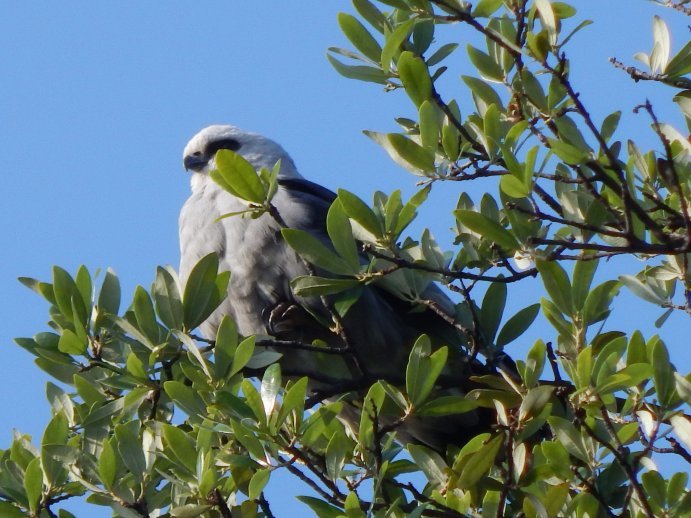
[455,209,518,251]
[387,133,435,173]
[327,53,388,84]
[291,275,361,296]
[326,200,360,270]
[408,444,448,486]
[152,266,184,330]
[212,149,266,203]
[536,260,574,316]
[338,12,382,63]
[496,304,540,348]
[381,19,415,72]
[282,228,356,275]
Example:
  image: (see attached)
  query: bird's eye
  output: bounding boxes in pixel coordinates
[207,138,241,155]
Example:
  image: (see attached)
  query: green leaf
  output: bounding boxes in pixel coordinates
[457,434,503,489]
[231,420,266,460]
[212,149,266,203]
[522,339,546,388]
[642,471,667,509]
[500,173,530,198]
[296,497,343,518]
[519,386,553,421]
[41,415,68,488]
[473,0,503,18]
[115,421,146,482]
[582,280,620,325]
[325,431,350,482]
[170,505,214,518]
[260,364,281,418]
[426,42,459,66]
[230,336,255,377]
[0,503,27,518]
[467,44,503,82]
[133,285,159,344]
[596,363,654,395]
[74,265,92,312]
[412,18,434,56]
[276,377,308,429]
[179,332,212,380]
[326,200,360,270]
[535,0,557,45]
[455,209,518,251]
[548,138,590,165]
[96,268,120,327]
[496,304,540,348]
[387,133,435,173]
[23,457,43,513]
[162,424,197,474]
[651,338,676,407]
[98,438,117,489]
[364,129,430,175]
[418,100,440,152]
[358,382,385,451]
[417,396,477,417]
[408,444,448,486]
[397,50,432,107]
[81,397,125,427]
[600,111,621,142]
[536,260,574,316]
[396,185,430,236]
[52,266,82,322]
[152,266,184,330]
[19,276,56,305]
[182,253,228,330]
[282,228,356,275]
[665,40,691,78]
[338,13,382,63]
[57,329,86,355]
[164,380,207,418]
[244,378,268,425]
[668,472,688,505]
[326,53,388,84]
[619,275,666,305]
[381,19,415,72]
[480,282,506,345]
[406,335,448,406]
[214,316,238,379]
[548,416,589,462]
[291,276,361,296]
[572,259,598,311]
[483,103,502,157]
[462,76,504,113]
[337,189,382,237]
[353,0,388,34]
[248,468,270,500]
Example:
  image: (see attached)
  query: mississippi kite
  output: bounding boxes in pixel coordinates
[179,124,496,449]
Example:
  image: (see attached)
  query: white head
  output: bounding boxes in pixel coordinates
[182,124,300,180]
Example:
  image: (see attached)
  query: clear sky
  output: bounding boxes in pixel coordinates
[0,2,688,515]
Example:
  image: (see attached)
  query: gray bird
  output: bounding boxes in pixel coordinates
[179,124,496,449]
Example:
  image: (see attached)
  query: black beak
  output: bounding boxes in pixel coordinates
[183,154,207,172]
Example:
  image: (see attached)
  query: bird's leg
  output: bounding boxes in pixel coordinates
[263,301,299,335]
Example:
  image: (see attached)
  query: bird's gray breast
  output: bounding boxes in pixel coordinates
[179,180,309,338]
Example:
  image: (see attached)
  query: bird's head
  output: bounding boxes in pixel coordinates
[182,124,300,178]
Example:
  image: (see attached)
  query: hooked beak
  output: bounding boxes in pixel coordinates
[183,154,207,172]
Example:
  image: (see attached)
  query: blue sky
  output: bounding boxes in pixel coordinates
[0,2,688,515]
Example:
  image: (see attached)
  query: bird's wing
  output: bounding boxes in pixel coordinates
[272,177,467,364]
[276,177,336,233]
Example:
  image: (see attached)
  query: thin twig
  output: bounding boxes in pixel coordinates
[610,57,691,89]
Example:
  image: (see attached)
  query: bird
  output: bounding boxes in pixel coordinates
[179,124,499,450]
